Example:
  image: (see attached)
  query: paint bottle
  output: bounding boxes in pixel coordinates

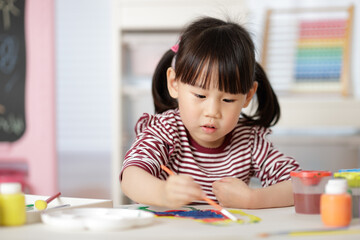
[290,171,332,214]
[0,191,1,224]
[334,169,360,218]
[0,182,26,226]
[321,179,352,227]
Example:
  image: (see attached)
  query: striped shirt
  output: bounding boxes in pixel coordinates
[121,109,300,202]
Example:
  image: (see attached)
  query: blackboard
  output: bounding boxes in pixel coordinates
[0,0,26,142]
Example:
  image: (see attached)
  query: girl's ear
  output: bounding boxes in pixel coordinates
[167,67,178,98]
[243,81,258,108]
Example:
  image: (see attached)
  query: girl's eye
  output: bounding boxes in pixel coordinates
[223,99,235,103]
[194,94,206,99]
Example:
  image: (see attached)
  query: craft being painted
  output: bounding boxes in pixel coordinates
[139,206,261,225]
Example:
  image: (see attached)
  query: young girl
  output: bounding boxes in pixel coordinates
[120,17,301,209]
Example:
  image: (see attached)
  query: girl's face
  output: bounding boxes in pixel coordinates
[167,67,257,148]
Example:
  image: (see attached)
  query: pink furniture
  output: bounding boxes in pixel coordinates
[0,0,57,195]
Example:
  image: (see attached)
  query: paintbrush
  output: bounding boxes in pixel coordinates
[258,227,360,237]
[26,192,62,210]
[160,165,238,221]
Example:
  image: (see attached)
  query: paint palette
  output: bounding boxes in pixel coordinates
[140,206,261,225]
[41,208,155,231]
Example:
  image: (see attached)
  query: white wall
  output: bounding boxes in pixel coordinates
[55,0,113,153]
[55,0,114,199]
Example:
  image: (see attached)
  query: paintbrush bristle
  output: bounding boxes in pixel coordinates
[221,209,237,221]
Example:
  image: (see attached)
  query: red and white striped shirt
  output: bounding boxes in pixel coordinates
[121,109,300,202]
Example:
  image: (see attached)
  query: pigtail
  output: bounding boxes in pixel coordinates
[242,62,280,128]
[152,49,178,113]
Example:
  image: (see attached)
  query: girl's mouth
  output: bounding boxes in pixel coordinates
[201,125,216,133]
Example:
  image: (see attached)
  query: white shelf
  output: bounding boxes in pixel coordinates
[277,97,360,128]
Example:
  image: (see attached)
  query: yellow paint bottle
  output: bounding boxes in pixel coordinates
[0,182,26,226]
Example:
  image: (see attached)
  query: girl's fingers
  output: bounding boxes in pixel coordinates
[217,177,234,183]
[165,175,204,204]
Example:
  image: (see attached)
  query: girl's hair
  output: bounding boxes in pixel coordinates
[152,16,280,128]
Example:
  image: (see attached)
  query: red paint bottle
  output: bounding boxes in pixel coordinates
[290,171,332,214]
[321,179,352,227]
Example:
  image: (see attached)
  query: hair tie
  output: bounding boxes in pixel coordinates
[171,44,179,53]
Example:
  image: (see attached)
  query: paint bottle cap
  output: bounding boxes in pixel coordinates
[0,182,22,194]
[290,170,332,186]
[339,168,360,173]
[334,172,360,188]
[325,179,348,194]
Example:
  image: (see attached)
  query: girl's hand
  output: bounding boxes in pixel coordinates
[162,174,205,208]
[212,177,254,209]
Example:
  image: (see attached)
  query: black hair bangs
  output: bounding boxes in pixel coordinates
[175,24,255,95]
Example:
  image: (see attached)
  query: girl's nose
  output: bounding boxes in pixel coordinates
[204,99,221,119]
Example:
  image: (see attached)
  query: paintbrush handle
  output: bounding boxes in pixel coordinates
[45,192,61,203]
[161,165,222,210]
[160,165,237,221]
[203,197,222,211]
[161,165,175,176]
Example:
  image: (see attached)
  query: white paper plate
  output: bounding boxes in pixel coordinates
[41,208,155,231]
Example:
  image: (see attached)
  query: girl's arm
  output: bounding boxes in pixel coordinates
[121,166,205,208]
[212,178,293,209]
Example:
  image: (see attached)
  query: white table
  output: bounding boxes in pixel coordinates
[1,205,360,240]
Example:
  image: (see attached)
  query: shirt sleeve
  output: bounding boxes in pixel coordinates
[119,113,174,181]
[250,126,301,187]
